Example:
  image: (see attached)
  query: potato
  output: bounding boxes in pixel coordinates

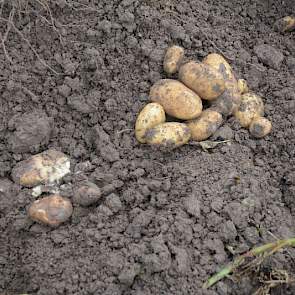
[274,16,295,33]
[73,181,102,207]
[28,194,73,226]
[145,122,191,149]
[187,109,223,141]
[11,149,70,187]
[234,93,264,128]
[149,79,202,120]
[135,103,165,143]
[238,79,249,94]
[249,117,272,138]
[203,53,241,115]
[178,61,225,101]
[163,45,185,74]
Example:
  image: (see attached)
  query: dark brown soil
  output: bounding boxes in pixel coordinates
[1,1,295,294]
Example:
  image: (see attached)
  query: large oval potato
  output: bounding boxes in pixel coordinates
[163,45,184,74]
[149,79,203,120]
[203,53,241,116]
[11,149,70,187]
[145,122,191,149]
[274,16,295,33]
[28,194,73,226]
[135,103,166,143]
[178,61,226,101]
[234,93,264,128]
[187,109,223,141]
[249,117,272,138]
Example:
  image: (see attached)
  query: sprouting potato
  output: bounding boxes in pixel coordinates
[238,79,249,94]
[178,61,226,101]
[145,122,191,149]
[249,117,272,138]
[135,103,166,143]
[234,93,264,128]
[274,16,295,33]
[149,79,203,120]
[187,109,223,141]
[203,53,241,116]
[28,194,73,226]
[163,45,185,75]
[11,149,70,187]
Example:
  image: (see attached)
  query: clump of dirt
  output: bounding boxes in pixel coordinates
[0,0,295,294]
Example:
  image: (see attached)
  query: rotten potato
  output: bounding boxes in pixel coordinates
[238,79,249,94]
[249,117,272,138]
[145,122,191,149]
[203,53,241,116]
[163,45,185,75]
[28,194,73,226]
[187,109,223,142]
[234,93,264,128]
[11,149,70,187]
[178,61,226,101]
[274,16,295,33]
[149,79,203,120]
[135,103,165,143]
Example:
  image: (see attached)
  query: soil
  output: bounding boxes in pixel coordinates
[0,0,295,294]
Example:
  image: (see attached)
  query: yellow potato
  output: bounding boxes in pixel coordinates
[178,61,226,101]
[163,45,184,74]
[11,149,70,187]
[187,109,223,141]
[249,117,272,138]
[28,194,73,226]
[145,122,191,149]
[135,103,166,143]
[234,93,264,128]
[238,79,249,94]
[274,16,295,32]
[203,53,241,115]
[149,79,203,120]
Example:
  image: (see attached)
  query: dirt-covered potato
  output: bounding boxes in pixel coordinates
[203,53,241,116]
[73,181,102,207]
[234,93,264,128]
[163,45,184,74]
[11,149,70,187]
[145,122,191,149]
[149,79,203,120]
[249,117,272,138]
[135,103,165,143]
[28,194,73,226]
[274,16,295,33]
[178,61,225,101]
[238,79,249,94]
[187,109,223,141]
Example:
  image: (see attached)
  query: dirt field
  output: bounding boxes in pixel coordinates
[0,0,295,294]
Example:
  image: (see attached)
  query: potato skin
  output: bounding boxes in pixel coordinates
[149,79,203,120]
[178,61,225,101]
[145,122,191,149]
[274,16,295,32]
[234,93,264,128]
[28,194,73,226]
[238,79,249,94]
[203,53,241,116]
[187,109,223,141]
[163,45,184,74]
[135,103,166,143]
[249,117,272,138]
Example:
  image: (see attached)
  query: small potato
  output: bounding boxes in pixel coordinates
[187,109,223,141]
[238,79,249,94]
[28,194,73,226]
[203,53,241,115]
[135,103,165,143]
[73,181,102,207]
[249,117,272,138]
[274,16,295,33]
[149,79,203,120]
[11,150,70,187]
[178,61,226,101]
[234,93,264,128]
[163,45,185,74]
[145,122,191,149]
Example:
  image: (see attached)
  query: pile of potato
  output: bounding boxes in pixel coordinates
[135,46,272,149]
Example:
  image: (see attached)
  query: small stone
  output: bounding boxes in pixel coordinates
[254,44,284,69]
[58,84,71,97]
[212,125,234,141]
[183,195,201,218]
[105,193,122,213]
[73,181,102,207]
[118,263,141,286]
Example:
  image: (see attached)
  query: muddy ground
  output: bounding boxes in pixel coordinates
[0,0,295,294]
